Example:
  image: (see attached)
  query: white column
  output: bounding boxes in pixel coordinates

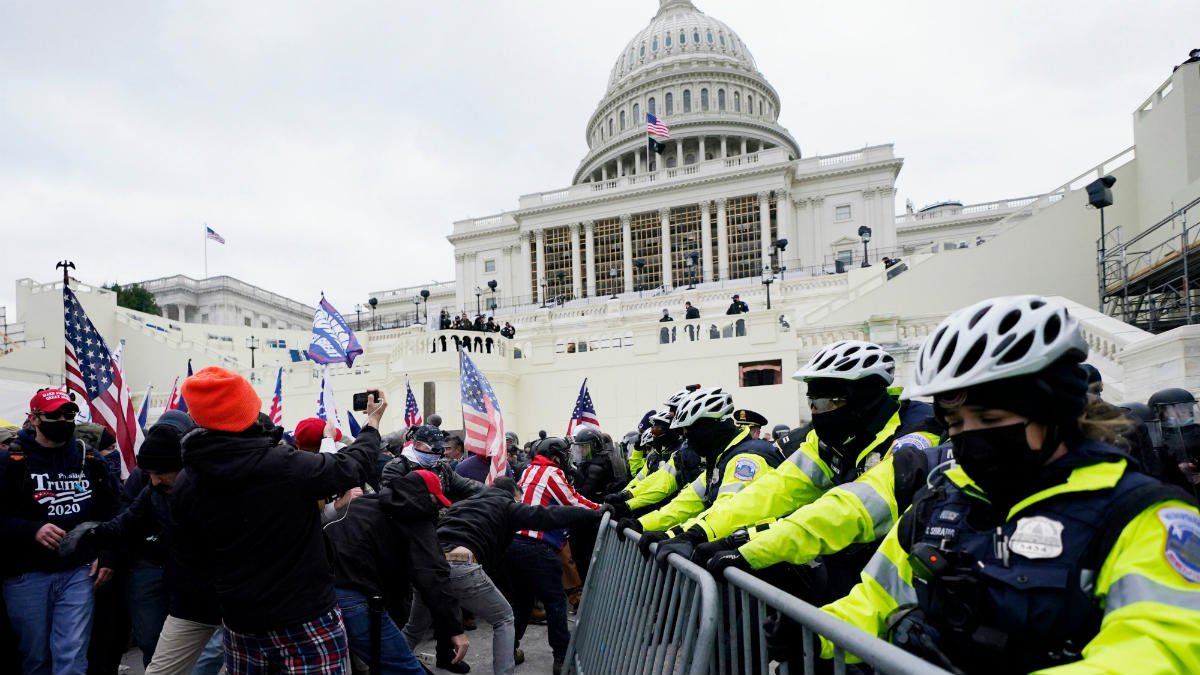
[700,200,713,282]
[811,197,825,270]
[775,189,794,270]
[699,136,706,162]
[584,220,596,298]
[741,138,748,155]
[660,207,673,289]
[518,232,532,303]
[454,252,466,311]
[675,139,683,165]
[720,136,727,158]
[634,149,641,175]
[621,214,633,293]
[569,222,582,299]
[758,191,772,272]
[716,197,729,280]
[601,164,608,181]
[535,228,546,305]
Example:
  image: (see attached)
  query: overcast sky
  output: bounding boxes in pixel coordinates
[1,0,1196,321]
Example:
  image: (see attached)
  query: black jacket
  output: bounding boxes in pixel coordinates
[171,425,379,633]
[435,486,600,570]
[0,430,119,577]
[380,454,483,503]
[324,474,462,636]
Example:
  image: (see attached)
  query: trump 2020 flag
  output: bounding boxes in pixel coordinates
[308,296,363,368]
[404,377,423,428]
[268,367,283,426]
[566,378,600,437]
[460,351,507,484]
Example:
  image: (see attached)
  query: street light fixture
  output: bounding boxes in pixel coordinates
[245,335,260,370]
[858,226,873,267]
[486,280,497,311]
[771,239,788,279]
[368,297,378,329]
[412,296,421,325]
[761,262,775,310]
[634,258,646,297]
[540,279,548,308]
[1086,175,1117,309]
[420,289,430,324]
[609,266,619,299]
[354,303,363,331]
[474,286,483,317]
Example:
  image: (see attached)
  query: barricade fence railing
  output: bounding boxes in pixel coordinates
[568,515,955,675]
[566,513,719,675]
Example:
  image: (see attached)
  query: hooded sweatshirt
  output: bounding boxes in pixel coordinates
[171,425,379,633]
[0,428,119,577]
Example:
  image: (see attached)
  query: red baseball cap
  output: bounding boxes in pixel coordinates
[30,389,79,415]
[413,469,452,507]
[293,417,342,451]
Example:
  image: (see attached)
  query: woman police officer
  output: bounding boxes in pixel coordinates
[818,295,1200,674]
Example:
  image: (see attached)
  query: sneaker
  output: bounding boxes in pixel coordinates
[529,607,547,624]
[436,659,471,674]
[514,647,525,665]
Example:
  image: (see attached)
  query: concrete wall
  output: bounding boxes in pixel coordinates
[1133,62,1200,235]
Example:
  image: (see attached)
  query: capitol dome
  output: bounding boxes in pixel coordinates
[574,0,800,185]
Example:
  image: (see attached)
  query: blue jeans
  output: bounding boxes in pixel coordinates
[335,588,424,675]
[2,566,94,675]
[193,629,224,675]
[504,537,570,659]
[126,562,169,666]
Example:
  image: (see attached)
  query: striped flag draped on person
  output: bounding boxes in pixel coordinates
[63,286,142,476]
[565,378,600,437]
[460,351,507,484]
[404,376,422,428]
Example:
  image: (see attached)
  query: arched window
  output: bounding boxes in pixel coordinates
[747,94,754,115]
[648,97,656,115]
[701,88,709,111]
[706,30,713,44]
[718,89,726,111]
[665,92,673,115]
[608,118,614,136]
[620,110,626,131]
[683,89,692,113]
[651,36,658,52]
[693,29,700,43]
[665,33,672,48]
[640,42,645,57]
[633,103,640,125]
[719,32,726,47]
[680,30,687,46]
[733,91,740,112]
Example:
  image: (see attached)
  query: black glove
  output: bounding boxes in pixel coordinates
[691,537,739,566]
[637,530,671,559]
[597,503,615,519]
[653,526,708,569]
[608,498,632,519]
[706,549,752,577]
[603,490,632,505]
[616,518,643,542]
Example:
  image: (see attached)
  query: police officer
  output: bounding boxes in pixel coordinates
[621,387,785,562]
[1150,387,1200,489]
[818,295,1200,674]
[607,388,704,517]
[570,425,628,502]
[674,341,942,581]
[733,409,769,439]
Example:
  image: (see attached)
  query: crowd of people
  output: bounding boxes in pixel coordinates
[1,293,1199,675]
[438,311,516,339]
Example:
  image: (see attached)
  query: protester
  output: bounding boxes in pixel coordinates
[443,433,466,466]
[171,367,384,675]
[500,322,516,339]
[684,301,699,319]
[0,389,120,675]
[382,425,483,501]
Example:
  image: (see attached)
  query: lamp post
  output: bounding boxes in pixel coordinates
[1086,175,1117,310]
[486,280,497,312]
[474,287,483,317]
[368,297,378,329]
[858,226,873,267]
[245,335,259,370]
[354,303,363,330]
[609,267,619,299]
[420,289,430,323]
[634,259,646,297]
[412,296,421,325]
[539,280,548,308]
[771,239,789,279]
[686,252,699,289]
[761,262,775,310]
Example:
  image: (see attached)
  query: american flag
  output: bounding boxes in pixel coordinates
[163,376,180,412]
[647,113,670,139]
[205,225,225,244]
[460,351,507,484]
[404,377,423,428]
[268,366,283,426]
[63,286,142,477]
[565,378,601,437]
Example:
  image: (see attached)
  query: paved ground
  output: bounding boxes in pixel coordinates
[120,621,560,674]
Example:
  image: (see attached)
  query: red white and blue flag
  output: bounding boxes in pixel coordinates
[647,113,670,139]
[404,377,423,428]
[176,360,192,413]
[308,295,363,368]
[460,351,507,484]
[205,225,225,244]
[163,377,181,412]
[268,366,283,426]
[565,378,600,437]
[137,384,152,432]
[63,287,142,477]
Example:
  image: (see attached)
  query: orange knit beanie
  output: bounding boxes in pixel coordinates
[181,367,262,432]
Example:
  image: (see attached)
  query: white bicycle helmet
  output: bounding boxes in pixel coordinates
[907,295,1088,398]
[670,387,735,429]
[649,409,673,428]
[792,340,896,384]
[663,385,700,412]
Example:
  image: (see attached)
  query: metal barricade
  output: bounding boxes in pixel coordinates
[565,513,719,675]
[720,568,956,675]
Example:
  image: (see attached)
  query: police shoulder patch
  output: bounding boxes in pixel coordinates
[1158,507,1200,583]
[891,433,933,452]
[732,458,758,481]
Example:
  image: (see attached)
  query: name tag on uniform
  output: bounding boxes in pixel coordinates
[1008,516,1065,559]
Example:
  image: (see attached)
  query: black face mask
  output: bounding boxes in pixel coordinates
[952,422,1049,506]
[811,405,859,450]
[39,421,75,444]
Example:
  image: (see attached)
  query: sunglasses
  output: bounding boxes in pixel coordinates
[807,396,848,414]
[35,411,76,422]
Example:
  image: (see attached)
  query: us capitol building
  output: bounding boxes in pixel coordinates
[2,0,1198,437]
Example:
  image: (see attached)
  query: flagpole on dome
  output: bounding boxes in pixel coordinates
[203,223,208,280]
